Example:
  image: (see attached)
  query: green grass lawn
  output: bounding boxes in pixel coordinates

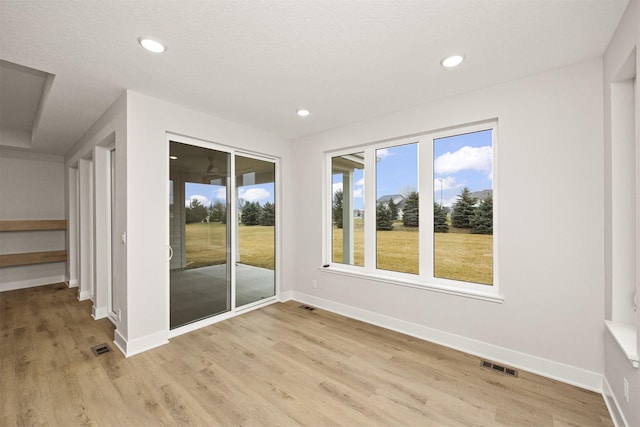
[185,222,274,270]
[186,221,492,285]
[333,220,493,285]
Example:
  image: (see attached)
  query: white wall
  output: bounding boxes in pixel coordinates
[77,158,94,302]
[65,92,127,342]
[0,148,65,291]
[603,1,640,426]
[290,58,606,391]
[121,91,292,355]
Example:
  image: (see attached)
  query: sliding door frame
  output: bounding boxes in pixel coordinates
[166,133,281,338]
[234,150,280,312]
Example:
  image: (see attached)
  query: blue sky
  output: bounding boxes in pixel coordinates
[182,129,492,211]
[184,181,275,208]
[434,129,493,207]
[332,129,492,208]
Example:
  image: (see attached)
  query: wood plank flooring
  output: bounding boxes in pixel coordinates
[1,283,613,426]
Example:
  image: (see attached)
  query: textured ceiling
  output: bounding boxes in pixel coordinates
[0,0,630,155]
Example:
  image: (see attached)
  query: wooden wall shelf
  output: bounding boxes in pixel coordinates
[0,250,67,268]
[0,219,67,268]
[0,220,67,231]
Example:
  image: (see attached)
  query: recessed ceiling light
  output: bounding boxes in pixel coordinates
[169,155,178,160]
[441,55,464,68]
[296,109,310,117]
[139,37,166,53]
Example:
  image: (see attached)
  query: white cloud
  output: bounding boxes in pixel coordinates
[434,145,492,175]
[333,182,343,194]
[433,176,462,191]
[334,179,364,199]
[376,148,392,160]
[186,194,210,207]
[215,187,227,201]
[239,187,270,202]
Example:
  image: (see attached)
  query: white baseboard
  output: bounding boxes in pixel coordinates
[287,291,603,393]
[113,329,169,358]
[602,376,629,427]
[113,329,127,356]
[67,279,79,288]
[78,289,92,301]
[279,290,293,302]
[0,275,65,292]
[92,305,109,320]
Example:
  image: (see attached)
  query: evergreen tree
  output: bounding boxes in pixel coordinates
[333,189,344,229]
[471,196,493,234]
[376,202,394,230]
[209,200,226,223]
[185,198,208,223]
[241,201,262,225]
[387,198,399,221]
[451,187,477,229]
[403,192,419,227]
[434,203,449,232]
[259,201,275,226]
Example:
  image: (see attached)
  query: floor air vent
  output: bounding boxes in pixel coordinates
[299,304,316,311]
[480,360,518,377]
[91,343,112,356]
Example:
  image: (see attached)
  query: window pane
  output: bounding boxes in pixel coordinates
[169,142,231,328]
[433,129,493,285]
[331,152,364,266]
[375,143,418,274]
[235,156,276,308]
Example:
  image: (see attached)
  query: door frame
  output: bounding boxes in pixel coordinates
[166,133,281,338]
[93,140,116,320]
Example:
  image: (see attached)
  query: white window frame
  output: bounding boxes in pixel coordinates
[322,120,502,303]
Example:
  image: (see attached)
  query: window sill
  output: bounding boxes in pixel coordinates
[605,321,639,368]
[318,266,504,304]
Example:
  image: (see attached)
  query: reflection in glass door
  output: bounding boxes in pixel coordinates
[235,155,276,308]
[169,142,230,329]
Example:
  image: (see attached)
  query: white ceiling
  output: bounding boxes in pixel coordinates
[0,0,629,156]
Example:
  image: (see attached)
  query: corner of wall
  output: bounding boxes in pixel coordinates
[113,328,169,358]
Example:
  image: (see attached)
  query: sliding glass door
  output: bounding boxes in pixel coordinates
[169,140,277,329]
[169,142,231,328]
[235,155,276,308]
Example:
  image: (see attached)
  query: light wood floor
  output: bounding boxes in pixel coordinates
[1,283,613,426]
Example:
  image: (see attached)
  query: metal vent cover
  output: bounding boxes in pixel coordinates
[299,304,316,311]
[480,360,518,377]
[91,343,112,356]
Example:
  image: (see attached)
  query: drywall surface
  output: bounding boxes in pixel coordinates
[0,149,64,218]
[64,92,127,337]
[291,58,606,389]
[124,91,292,354]
[0,148,65,290]
[603,1,640,425]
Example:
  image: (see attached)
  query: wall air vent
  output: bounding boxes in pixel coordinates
[480,360,518,377]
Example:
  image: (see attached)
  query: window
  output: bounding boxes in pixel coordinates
[331,152,365,266]
[433,129,493,285]
[326,121,497,299]
[376,143,419,274]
